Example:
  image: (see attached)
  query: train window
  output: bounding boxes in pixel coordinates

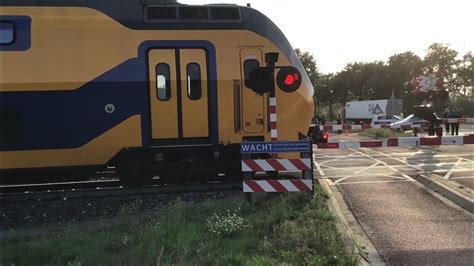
[187,63,201,100]
[0,22,15,44]
[244,59,260,88]
[156,63,170,101]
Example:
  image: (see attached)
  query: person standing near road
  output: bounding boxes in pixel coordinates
[321,114,326,125]
[336,114,342,125]
[449,107,462,136]
[443,107,450,133]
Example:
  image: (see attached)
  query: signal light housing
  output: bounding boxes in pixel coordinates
[276,66,302,93]
[247,67,274,94]
[322,133,329,143]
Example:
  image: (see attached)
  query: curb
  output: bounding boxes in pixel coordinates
[411,174,473,213]
[318,179,385,266]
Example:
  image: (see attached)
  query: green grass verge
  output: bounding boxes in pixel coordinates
[1,186,356,265]
[362,128,412,138]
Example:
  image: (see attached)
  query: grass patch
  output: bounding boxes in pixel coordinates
[362,128,411,138]
[1,187,356,265]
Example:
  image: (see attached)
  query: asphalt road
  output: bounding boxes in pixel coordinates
[314,145,474,265]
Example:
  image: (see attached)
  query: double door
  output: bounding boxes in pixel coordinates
[148,48,209,143]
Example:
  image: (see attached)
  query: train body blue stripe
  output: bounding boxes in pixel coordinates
[0,40,217,151]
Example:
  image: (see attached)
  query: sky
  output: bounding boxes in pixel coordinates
[179,0,473,73]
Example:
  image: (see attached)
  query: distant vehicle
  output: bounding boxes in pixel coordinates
[345,99,403,124]
[371,115,401,125]
[390,114,426,132]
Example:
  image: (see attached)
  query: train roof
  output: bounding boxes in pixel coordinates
[2,0,259,30]
[0,0,312,89]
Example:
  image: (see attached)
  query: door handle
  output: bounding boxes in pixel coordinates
[233,79,241,132]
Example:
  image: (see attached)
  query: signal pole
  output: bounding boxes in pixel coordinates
[265,54,278,158]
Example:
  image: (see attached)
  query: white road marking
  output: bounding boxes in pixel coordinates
[315,146,473,186]
[318,152,357,165]
[313,159,325,177]
[334,162,381,184]
[443,158,465,179]
[313,153,473,160]
[348,148,407,176]
[337,179,415,185]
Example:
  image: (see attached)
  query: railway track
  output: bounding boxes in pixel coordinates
[0,180,243,202]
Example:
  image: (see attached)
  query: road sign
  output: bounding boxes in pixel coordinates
[241,140,310,154]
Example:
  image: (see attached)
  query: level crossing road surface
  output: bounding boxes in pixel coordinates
[314,145,473,265]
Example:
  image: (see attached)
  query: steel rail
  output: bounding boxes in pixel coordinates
[0,180,243,202]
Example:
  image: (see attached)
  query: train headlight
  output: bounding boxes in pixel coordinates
[276,66,301,93]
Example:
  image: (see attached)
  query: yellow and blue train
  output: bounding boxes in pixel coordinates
[0,0,314,184]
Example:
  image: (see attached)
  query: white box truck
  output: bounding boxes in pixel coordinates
[345,99,403,123]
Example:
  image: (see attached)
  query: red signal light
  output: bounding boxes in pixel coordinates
[322,133,329,140]
[284,74,295,86]
[276,66,302,93]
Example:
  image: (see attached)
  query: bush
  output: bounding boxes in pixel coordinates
[363,128,410,138]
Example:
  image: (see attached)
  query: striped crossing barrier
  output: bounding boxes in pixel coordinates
[241,158,312,172]
[320,118,473,132]
[322,123,423,132]
[316,134,474,149]
[442,118,473,123]
[243,179,313,193]
[241,140,314,195]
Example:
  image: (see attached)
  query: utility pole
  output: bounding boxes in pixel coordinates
[391,90,395,116]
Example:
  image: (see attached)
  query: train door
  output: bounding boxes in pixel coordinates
[148,48,209,144]
[240,48,265,133]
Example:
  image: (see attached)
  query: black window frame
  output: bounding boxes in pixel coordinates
[243,59,260,88]
[186,63,202,100]
[155,63,171,101]
[0,21,16,46]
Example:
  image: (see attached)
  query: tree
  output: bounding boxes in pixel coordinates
[385,52,424,114]
[423,43,459,101]
[424,43,458,73]
[295,48,320,88]
[455,51,473,98]
[330,61,386,101]
[385,52,423,97]
[295,49,321,114]
[315,73,335,118]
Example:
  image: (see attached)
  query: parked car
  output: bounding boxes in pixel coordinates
[371,115,401,125]
[390,114,426,132]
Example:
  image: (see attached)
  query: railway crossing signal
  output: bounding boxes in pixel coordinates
[247,67,274,94]
[246,52,302,95]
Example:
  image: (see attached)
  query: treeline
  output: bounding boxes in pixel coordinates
[296,43,473,118]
